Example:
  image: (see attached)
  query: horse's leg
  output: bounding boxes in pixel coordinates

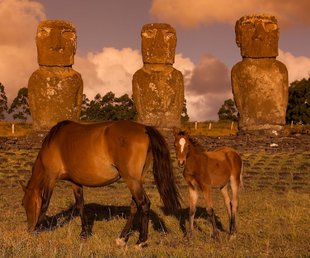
[220,184,232,233]
[136,188,150,248]
[203,186,219,240]
[229,176,240,239]
[36,182,55,229]
[115,199,138,247]
[72,184,91,239]
[188,185,199,236]
[120,180,150,248]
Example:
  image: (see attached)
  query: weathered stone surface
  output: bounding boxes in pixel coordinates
[28,20,83,131]
[235,15,278,58]
[232,58,288,130]
[36,20,76,66]
[232,15,288,132]
[132,23,184,128]
[28,67,83,130]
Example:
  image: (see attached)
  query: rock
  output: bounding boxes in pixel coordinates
[231,15,288,132]
[28,20,83,131]
[132,23,184,128]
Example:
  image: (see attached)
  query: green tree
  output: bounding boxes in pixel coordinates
[80,94,90,120]
[0,83,8,120]
[82,92,136,121]
[286,78,310,124]
[113,94,136,120]
[181,98,189,123]
[8,87,31,121]
[218,98,238,121]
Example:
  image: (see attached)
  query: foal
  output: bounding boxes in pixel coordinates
[173,128,243,239]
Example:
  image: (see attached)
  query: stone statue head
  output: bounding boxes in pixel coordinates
[36,20,77,66]
[235,15,279,58]
[141,23,176,64]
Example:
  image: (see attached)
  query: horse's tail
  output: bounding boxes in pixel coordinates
[42,120,72,147]
[145,126,181,212]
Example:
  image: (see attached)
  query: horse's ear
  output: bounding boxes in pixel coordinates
[172,127,179,136]
[184,127,191,135]
[19,180,27,192]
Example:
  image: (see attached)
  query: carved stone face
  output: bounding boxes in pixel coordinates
[235,15,279,58]
[141,23,176,64]
[36,20,76,66]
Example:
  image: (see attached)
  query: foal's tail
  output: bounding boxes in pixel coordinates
[145,126,181,212]
[239,158,244,190]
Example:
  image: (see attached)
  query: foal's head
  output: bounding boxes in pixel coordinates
[173,127,191,168]
[20,182,42,232]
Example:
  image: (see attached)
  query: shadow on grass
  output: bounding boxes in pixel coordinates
[36,203,225,238]
[36,203,169,235]
[177,207,225,235]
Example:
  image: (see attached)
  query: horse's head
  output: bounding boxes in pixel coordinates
[173,127,190,168]
[20,181,42,232]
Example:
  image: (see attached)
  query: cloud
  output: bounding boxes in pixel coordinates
[76,48,196,102]
[150,0,310,27]
[278,49,310,83]
[185,54,232,121]
[78,48,232,121]
[75,48,142,99]
[0,0,45,102]
[174,53,195,85]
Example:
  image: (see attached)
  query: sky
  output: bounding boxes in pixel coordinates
[1,0,310,121]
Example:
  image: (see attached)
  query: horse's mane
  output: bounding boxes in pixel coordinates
[42,120,72,147]
[189,137,205,152]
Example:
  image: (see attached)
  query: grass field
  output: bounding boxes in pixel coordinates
[0,122,32,137]
[0,149,309,257]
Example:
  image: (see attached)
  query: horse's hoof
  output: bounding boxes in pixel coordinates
[134,241,148,250]
[184,231,192,240]
[211,231,220,241]
[80,230,92,240]
[115,237,127,247]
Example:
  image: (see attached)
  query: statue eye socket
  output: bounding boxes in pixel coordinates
[62,31,76,40]
[37,27,51,38]
[142,29,156,39]
[164,32,175,41]
[265,23,277,32]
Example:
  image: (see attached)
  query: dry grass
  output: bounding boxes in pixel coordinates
[0,149,309,257]
[183,120,238,136]
[0,122,32,137]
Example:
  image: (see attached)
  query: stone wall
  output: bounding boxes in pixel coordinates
[1,133,309,153]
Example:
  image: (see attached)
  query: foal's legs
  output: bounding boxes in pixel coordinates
[188,185,199,235]
[72,184,91,238]
[229,176,240,238]
[220,184,232,232]
[203,186,219,239]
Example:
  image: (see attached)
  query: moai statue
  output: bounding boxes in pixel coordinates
[28,20,83,131]
[132,23,184,128]
[231,15,288,132]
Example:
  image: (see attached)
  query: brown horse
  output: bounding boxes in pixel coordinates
[20,120,181,248]
[173,128,242,240]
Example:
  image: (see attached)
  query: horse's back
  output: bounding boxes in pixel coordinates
[38,120,150,186]
[202,147,241,186]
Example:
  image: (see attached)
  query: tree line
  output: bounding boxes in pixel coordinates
[0,78,309,123]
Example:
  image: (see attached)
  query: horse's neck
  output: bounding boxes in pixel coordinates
[188,141,205,159]
[27,160,45,192]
